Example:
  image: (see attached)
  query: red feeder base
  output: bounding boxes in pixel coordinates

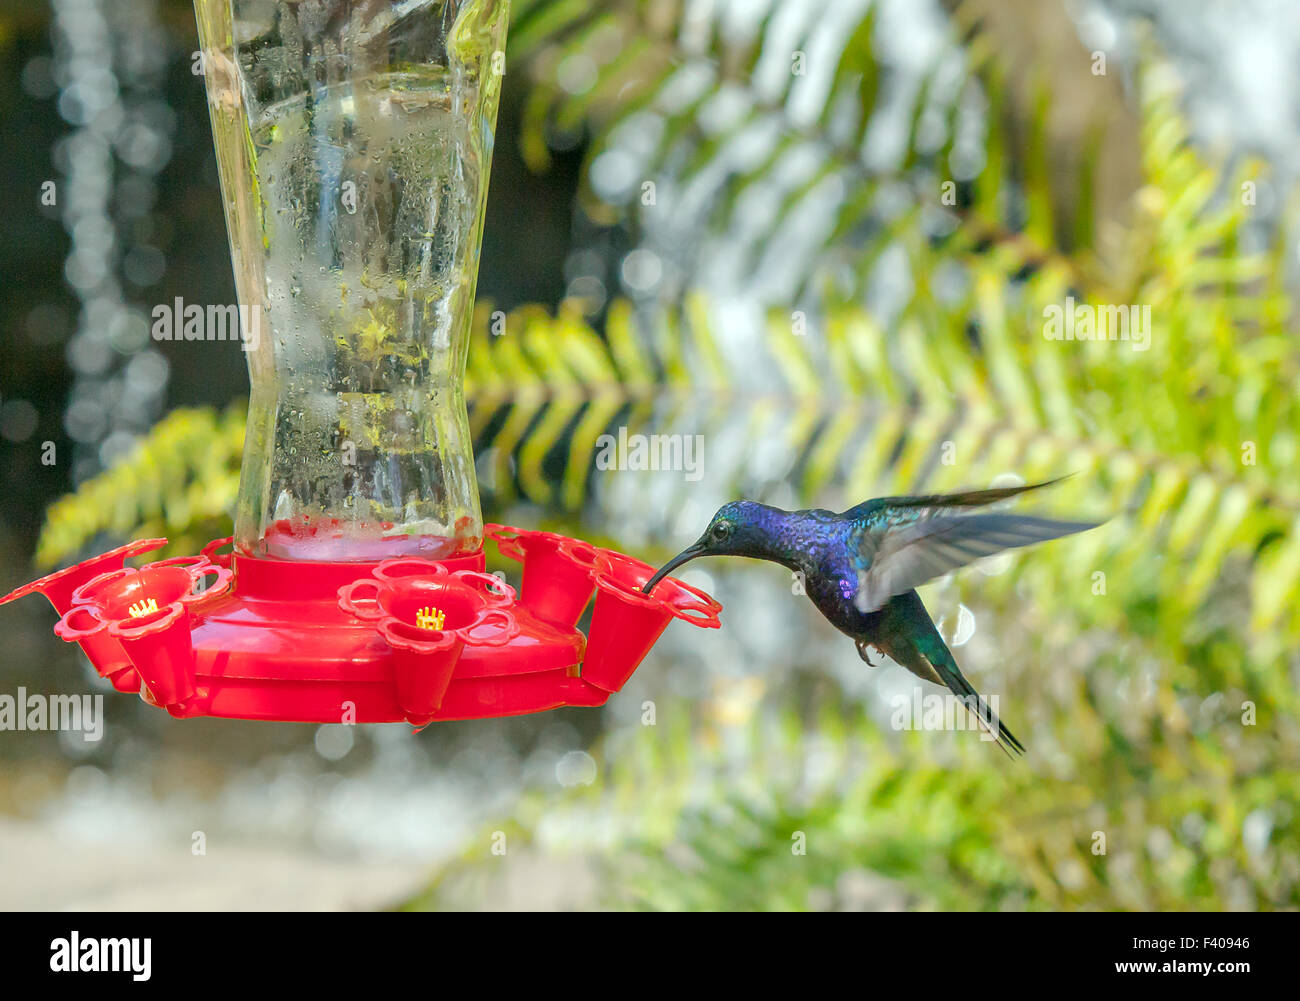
[1,525,722,727]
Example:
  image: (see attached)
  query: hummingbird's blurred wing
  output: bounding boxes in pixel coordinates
[841,475,1070,519]
[851,512,1099,613]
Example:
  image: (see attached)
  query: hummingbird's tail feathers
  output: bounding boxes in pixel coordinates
[941,655,1019,759]
[926,645,1025,758]
[877,591,1026,757]
[842,474,1074,519]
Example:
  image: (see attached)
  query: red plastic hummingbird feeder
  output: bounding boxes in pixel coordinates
[1,0,721,727]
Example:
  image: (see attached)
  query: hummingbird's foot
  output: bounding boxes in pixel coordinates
[855,640,880,668]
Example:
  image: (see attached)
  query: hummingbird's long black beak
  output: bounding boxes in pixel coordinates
[642,544,706,595]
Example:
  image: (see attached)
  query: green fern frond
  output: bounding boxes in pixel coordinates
[34,404,245,569]
[506,0,1118,304]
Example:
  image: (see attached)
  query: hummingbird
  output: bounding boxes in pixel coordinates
[642,478,1101,756]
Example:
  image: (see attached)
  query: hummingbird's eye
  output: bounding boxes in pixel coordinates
[711,521,732,541]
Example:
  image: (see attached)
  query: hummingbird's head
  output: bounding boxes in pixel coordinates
[641,500,773,594]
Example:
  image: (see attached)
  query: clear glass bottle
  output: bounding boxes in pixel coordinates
[194,0,509,560]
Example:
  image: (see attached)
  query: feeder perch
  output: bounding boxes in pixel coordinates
[1,0,721,728]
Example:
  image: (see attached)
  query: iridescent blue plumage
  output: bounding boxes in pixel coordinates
[643,479,1102,756]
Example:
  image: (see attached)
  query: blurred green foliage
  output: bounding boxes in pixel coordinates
[38,1,1300,909]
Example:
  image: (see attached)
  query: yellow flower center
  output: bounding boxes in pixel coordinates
[128,598,159,618]
[415,606,445,630]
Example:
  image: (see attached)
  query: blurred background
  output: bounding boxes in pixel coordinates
[1,0,1298,910]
